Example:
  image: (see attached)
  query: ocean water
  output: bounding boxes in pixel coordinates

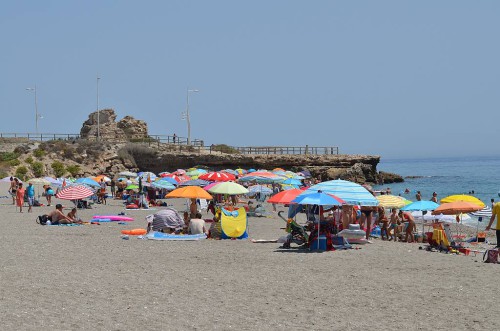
[373,156,500,227]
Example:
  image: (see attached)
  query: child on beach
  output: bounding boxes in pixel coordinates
[377,207,389,240]
[67,208,83,224]
[389,208,400,241]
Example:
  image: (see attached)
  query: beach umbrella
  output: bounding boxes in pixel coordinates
[208,182,249,195]
[441,195,485,208]
[281,178,303,186]
[401,200,440,212]
[304,179,379,206]
[291,191,345,250]
[92,175,111,183]
[28,178,51,186]
[158,172,171,177]
[432,201,483,215]
[75,177,100,188]
[44,177,64,186]
[468,206,493,242]
[166,186,213,200]
[156,177,179,186]
[267,189,304,205]
[125,184,139,190]
[162,174,191,183]
[376,195,407,209]
[199,172,235,182]
[248,185,273,195]
[203,182,219,191]
[138,172,157,182]
[151,181,176,190]
[223,169,239,176]
[56,185,94,200]
[179,179,210,187]
[173,169,186,175]
[118,171,137,177]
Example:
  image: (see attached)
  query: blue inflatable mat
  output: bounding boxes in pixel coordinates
[48,223,82,226]
[146,231,206,241]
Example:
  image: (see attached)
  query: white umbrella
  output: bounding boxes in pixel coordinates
[119,171,138,177]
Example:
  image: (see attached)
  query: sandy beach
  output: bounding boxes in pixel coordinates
[1,182,499,331]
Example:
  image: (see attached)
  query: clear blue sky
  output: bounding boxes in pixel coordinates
[1,1,499,159]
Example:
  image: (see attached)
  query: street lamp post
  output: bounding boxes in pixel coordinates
[26,86,39,134]
[185,88,199,145]
[97,75,100,140]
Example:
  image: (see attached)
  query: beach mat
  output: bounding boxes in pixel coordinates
[146,231,206,241]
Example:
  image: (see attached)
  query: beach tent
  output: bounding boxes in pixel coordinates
[147,208,185,232]
[220,207,248,239]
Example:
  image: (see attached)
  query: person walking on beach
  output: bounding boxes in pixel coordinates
[430,192,438,203]
[16,182,25,213]
[110,179,116,198]
[26,182,35,213]
[485,202,500,248]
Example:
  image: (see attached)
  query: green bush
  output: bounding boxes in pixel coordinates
[0,152,20,161]
[15,166,28,181]
[33,149,45,158]
[51,161,66,178]
[66,164,81,177]
[9,159,21,166]
[31,161,45,178]
[25,156,34,164]
[210,144,240,154]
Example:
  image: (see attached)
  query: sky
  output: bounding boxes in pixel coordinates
[1,1,499,159]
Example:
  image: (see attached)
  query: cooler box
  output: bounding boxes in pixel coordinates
[310,235,327,251]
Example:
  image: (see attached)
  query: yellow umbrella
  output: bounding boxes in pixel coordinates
[376,195,406,208]
[166,186,213,200]
[440,195,485,208]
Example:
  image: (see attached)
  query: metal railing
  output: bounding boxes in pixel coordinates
[0,132,338,155]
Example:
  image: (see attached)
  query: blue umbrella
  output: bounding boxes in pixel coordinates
[179,179,210,187]
[291,191,344,250]
[281,178,302,186]
[157,177,178,185]
[75,177,100,188]
[400,201,440,211]
[305,179,379,206]
[152,181,176,190]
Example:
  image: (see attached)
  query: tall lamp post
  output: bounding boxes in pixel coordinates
[26,86,39,134]
[185,88,199,145]
[96,75,100,140]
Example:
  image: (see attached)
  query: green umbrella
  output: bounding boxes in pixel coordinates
[125,184,139,190]
[207,182,249,195]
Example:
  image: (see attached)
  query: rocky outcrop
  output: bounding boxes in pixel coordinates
[80,109,148,140]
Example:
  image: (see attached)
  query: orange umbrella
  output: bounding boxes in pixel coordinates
[267,189,304,204]
[165,186,213,200]
[431,201,483,215]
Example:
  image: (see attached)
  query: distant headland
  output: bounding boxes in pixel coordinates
[0,109,403,184]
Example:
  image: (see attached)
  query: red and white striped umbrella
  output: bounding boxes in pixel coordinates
[162,174,191,183]
[56,185,95,200]
[199,172,235,182]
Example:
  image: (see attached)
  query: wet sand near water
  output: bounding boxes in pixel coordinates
[0,182,499,330]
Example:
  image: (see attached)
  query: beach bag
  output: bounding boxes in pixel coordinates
[36,215,50,225]
[483,249,499,264]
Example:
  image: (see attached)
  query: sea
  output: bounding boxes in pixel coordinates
[373,156,500,228]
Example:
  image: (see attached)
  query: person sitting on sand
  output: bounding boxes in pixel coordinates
[188,212,206,235]
[67,208,83,224]
[389,208,401,241]
[48,204,74,225]
[208,210,222,239]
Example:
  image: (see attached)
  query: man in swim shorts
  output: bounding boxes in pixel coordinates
[48,204,73,224]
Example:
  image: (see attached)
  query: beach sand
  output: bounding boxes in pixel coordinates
[1,182,499,331]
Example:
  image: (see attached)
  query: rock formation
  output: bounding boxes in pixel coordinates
[80,109,148,140]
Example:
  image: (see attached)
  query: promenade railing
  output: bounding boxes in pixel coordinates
[0,132,339,155]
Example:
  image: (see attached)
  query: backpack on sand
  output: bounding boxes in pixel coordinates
[36,215,50,225]
[483,249,499,263]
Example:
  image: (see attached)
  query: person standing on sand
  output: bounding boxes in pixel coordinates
[26,182,35,213]
[389,208,400,241]
[485,202,500,248]
[110,179,116,197]
[9,177,17,205]
[16,182,25,213]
